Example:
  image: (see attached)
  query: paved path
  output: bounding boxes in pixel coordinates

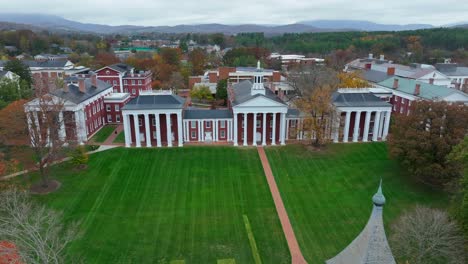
[257,147,307,264]
[102,125,123,145]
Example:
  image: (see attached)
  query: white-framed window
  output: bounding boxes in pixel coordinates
[206,121,211,128]
[256,119,261,128]
[138,119,142,126]
[191,121,196,128]
[220,130,225,138]
[291,120,297,127]
[241,132,245,140]
[138,80,142,85]
[152,118,156,126]
[132,89,136,94]
[115,105,120,112]
[124,80,128,85]
[106,70,110,75]
[116,115,121,122]
[270,120,273,128]
[113,80,117,85]
[132,80,135,85]
[191,131,196,139]
[400,107,404,114]
[92,106,96,114]
[220,120,226,128]
[106,105,111,112]
[153,131,157,139]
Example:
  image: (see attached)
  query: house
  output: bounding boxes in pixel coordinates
[94,63,152,97]
[377,77,468,115]
[269,53,325,71]
[346,54,452,87]
[0,70,19,81]
[24,74,114,144]
[435,62,468,91]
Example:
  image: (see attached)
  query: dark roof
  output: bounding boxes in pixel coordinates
[231,80,286,106]
[435,63,468,76]
[361,69,393,83]
[122,94,185,110]
[287,108,300,117]
[50,79,112,104]
[108,63,133,73]
[22,60,69,68]
[0,71,7,78]
[184,109,232,119]
[332,92,392,108]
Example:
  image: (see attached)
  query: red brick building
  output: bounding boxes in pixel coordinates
[95,63,152,97]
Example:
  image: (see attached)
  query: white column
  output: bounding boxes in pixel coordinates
[177,112,183,147]
[213,119,218,142]
[200,120,205,141]
[252,113,257,146]
[144,114,151,147]
[262,113,267,146]
[58,111,66,141]
[184,121,189,142]
[123,114,131,147]
[198,120,202,141]
[353,111,362,142]
[343,111,351,143]
[155,113,162,147]
[285,119,289,140]
[362,111,371,142]
[74,110,85,143]
[382,111,391,141]
[280,113,286,145]
[33,111,41,141]
[243,113,247,146]
[272,113,276,145]
[372,111,381,141]
[133,114,141,147]
[166,113,172,147]
[333,114,340,143]
[233,114,238,146]
[119,73,124,93]
[378,111,385,138]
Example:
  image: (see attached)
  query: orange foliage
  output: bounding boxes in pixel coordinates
[0,99,29,145]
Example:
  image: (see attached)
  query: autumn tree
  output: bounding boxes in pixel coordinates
[159,47,181,67]
[162,72,185,93]
[288,65,340,147]
[0,99,29,145]
[92,52,120,69]
[188,48,207,75]
[388,101,468,187]
[337,71,370,88]
[25,94,74,191]
[0,189,82,263]
[390,206,466,264]
[190,85,213,101]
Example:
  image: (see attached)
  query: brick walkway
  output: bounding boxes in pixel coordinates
[257,147,307,264]
[102,125,123,145]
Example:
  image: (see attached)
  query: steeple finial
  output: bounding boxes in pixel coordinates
[372,178,386,206]
[257,60,261,70]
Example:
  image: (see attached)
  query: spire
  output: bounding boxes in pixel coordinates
[372,178,386,206]
[257,60,261,70]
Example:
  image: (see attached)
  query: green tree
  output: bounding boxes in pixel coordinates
[190,85,213,101]
[448,136,468,236]
[215,79,227,102]
[3,60,32,88]
[0,79,32,108]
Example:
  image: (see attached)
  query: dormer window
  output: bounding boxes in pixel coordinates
[106,70,110,75]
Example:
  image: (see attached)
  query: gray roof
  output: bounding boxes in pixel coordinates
[122,94,185,110]
[435,63,468,76]
[50,79,112,104]
[326,183,396,264]
[287,108,300,118]
[108,63,133,73]
[231,80,286,106]
[21,60,69,68]
[0,71,7,78]
[332,92,392,108]
[361,70,393,83]
[184,109,232,119]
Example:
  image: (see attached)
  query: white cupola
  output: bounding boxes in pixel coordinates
[251,60,266,96]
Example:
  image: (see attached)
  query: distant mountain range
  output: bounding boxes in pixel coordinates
[0,13,466,35]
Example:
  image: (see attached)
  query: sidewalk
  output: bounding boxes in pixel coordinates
[102,125,124,145]
[257,146,308,264]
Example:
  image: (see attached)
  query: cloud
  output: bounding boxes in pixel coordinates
[1,0,467,26]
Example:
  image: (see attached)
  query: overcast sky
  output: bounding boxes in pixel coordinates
[1,0,468,26]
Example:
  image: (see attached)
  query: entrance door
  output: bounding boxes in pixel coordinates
[256,132,262,143]
[205,132,213,142]
[140,133,145,142]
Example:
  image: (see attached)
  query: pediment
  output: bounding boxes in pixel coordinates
[235,95,286,108]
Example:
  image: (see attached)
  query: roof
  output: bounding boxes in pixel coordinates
[231,80,286,106]
[122,94,185,110]
[235,67,274,73]
[435,63,468,76]
[50,79,112,104]
[326,183,396,264]
[20,60,70,68]
[348,59,440,79]
[332,92,392,108]
[287,108,300,118]
[0,71,8,78]
[183,109,233,119]
[108,63,133,73]
[361,70,393,83]
[378,77,468,101]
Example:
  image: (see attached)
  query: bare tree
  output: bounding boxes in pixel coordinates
[0,189,81,264]
[287,64,340,147]
[390,206,466,264]
[25,93,75,190]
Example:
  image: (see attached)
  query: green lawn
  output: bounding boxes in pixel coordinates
[90,125,117,143]
[113,131,125,143]
[265,143,448,264]
[34,147,290,264]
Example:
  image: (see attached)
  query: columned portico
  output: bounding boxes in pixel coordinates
[243,113,248,146]
[133,114,141,147]
[343,111,351,143]
[362,111,371,142]
[271,113,277,145]
[166,113,172,147]
[352,111,362,142]
[144,114,151,147]
[372,111,381,141]
[252,113,257,146]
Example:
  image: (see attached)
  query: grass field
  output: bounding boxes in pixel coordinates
[265,143,448,263]
[33,147,290,264]
[113,131,125,143]
[90,125,117,143]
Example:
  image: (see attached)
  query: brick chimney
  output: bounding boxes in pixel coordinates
[393,78,399,89]
[429,78,434,85]
[414,83,421,96]
[91,73,98,87]
[78,79,86,93]
[365,63,372,70]
[387,67,395,76]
